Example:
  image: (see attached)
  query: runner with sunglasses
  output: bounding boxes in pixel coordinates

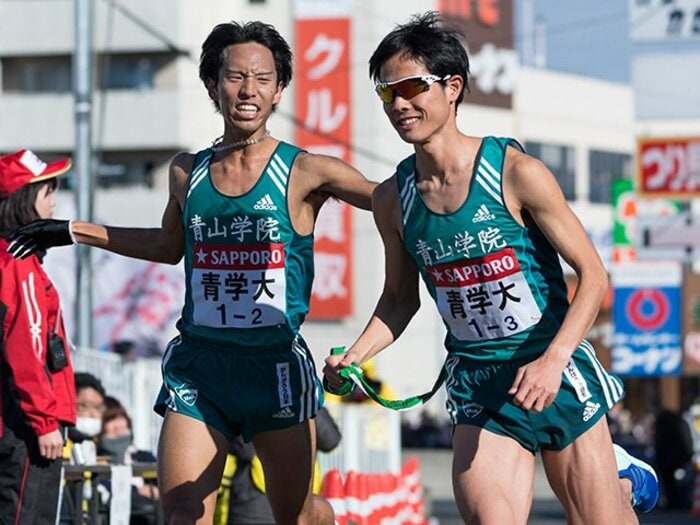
[324,11,657,525]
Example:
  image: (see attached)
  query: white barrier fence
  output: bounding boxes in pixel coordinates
[71,347,401,474]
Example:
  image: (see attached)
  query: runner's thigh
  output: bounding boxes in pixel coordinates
[452,424,535,525]
[157,411,229,524]
[253,419,316,521]
[541,417,629,525]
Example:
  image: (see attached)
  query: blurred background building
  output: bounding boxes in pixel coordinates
[1,0,699,434]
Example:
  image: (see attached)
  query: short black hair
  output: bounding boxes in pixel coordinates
[369,11,470,105]
[199,20,293,111]
[0,179,57,238]
[74,372,106,398]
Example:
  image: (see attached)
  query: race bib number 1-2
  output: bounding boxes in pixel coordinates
[191,242,287,328]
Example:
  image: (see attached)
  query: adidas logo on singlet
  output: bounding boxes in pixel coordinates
[254,193,277,211]
[472,204,495,223]
[582,400,601,422]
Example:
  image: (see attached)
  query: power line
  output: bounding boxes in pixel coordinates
[98,0,399,168]
[102,0,189,57]
[93,0,700,165]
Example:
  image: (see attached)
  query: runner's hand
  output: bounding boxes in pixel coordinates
[508,353,565,412]
[7,219,74,259]
[323,348,360,394]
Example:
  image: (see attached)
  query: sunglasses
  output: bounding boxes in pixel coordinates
[374,74,451,103]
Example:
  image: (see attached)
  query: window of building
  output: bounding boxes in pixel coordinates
[588,150,632,204]
[97,54,171,90]
[524,141,576,201]
[55,152,170,189]
[2,56,72,93]
[2,53,174,93]
[95,151,173,188]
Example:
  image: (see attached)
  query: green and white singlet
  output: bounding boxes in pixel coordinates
[397,136,570,361]
[179,141,314,347]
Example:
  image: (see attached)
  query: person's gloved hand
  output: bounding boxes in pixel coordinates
[7,219,74,259]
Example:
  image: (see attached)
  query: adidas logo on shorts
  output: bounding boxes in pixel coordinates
[254,193,277,211]
[472,204,495,223]
[272,406,295,419]
[582,400,601,422]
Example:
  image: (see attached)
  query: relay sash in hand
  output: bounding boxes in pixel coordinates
[324,346,446,411]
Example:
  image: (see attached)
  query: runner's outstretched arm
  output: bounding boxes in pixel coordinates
[9,153,192,264]
[324,177,419,385]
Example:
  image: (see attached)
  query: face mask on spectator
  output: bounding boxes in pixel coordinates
[75,416,102,437]
[99,433,133,463]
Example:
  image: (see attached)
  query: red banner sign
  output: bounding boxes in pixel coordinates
[638,136,700,197]
[295,9,353,319]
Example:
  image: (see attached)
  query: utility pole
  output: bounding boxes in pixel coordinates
[74,0,94,349]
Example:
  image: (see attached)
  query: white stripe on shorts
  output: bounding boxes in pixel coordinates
[580,340,623,409]
[292,336,316,422]
[444,354,461,424]
[161,336,182,375]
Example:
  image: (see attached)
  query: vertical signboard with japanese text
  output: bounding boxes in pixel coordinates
[612,261,683,376]
[438,0,517,108]
[294,0,352,319]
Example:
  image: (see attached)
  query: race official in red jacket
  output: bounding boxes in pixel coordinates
[0,149,76,524]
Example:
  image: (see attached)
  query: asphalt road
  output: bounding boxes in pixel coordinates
[430,497,696,525]
[405,449,698,525]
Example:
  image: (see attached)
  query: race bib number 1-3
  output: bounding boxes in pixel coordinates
[428,248,541,341]
[191,242,287,328]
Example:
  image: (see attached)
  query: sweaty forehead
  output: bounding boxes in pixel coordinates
[222,42,276,73]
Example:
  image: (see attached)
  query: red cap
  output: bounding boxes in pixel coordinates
[0,149,72,196]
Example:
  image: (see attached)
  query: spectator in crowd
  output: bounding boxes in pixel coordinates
[67,372,107,464]
[110,339,163,361]
[401,410,452,449]
[98,396,161,524]
[59,372,108,523]
[0,149,76,524]
[653,408,694,509]
[607,402,640,455]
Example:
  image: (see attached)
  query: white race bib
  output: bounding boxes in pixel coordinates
[191,242,286,328]
[427,248,542,341]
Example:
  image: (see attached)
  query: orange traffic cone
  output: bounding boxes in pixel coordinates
[345,470,370,525]
[382,472,402,522]
[402,456,428,525]
[321,469,347,525]
[366,473,383,524]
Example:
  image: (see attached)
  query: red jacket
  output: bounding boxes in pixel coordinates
[0,239,76,437]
